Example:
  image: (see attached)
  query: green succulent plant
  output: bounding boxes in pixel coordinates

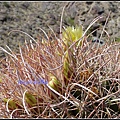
[62,25,83,47]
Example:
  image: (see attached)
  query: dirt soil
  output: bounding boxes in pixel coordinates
[0,1,120,58]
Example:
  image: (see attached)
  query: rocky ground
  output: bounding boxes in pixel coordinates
[0,1,120,58]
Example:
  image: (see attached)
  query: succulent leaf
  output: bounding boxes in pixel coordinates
[62,25,83,46]
[48,75,61,91]
[25,92,37,106]
[3,98,18,110]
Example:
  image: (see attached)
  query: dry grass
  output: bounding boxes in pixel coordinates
[0,4,120,118]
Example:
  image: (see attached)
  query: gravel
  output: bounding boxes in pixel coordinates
[0,1,120,58]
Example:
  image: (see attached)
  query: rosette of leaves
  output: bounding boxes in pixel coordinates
[62,25,83,47]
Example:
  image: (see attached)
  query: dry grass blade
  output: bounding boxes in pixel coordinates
[0,46,18,60]
[22,90,30,116]
[70,83,99,97]
[46,84,79,106]
[8,30,38,45]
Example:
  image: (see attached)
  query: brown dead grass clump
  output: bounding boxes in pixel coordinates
[0,5,120,118]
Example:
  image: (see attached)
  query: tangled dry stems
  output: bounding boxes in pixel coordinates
[0,6,120,118]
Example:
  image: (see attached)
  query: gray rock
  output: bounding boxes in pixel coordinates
[0,2,120,58]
